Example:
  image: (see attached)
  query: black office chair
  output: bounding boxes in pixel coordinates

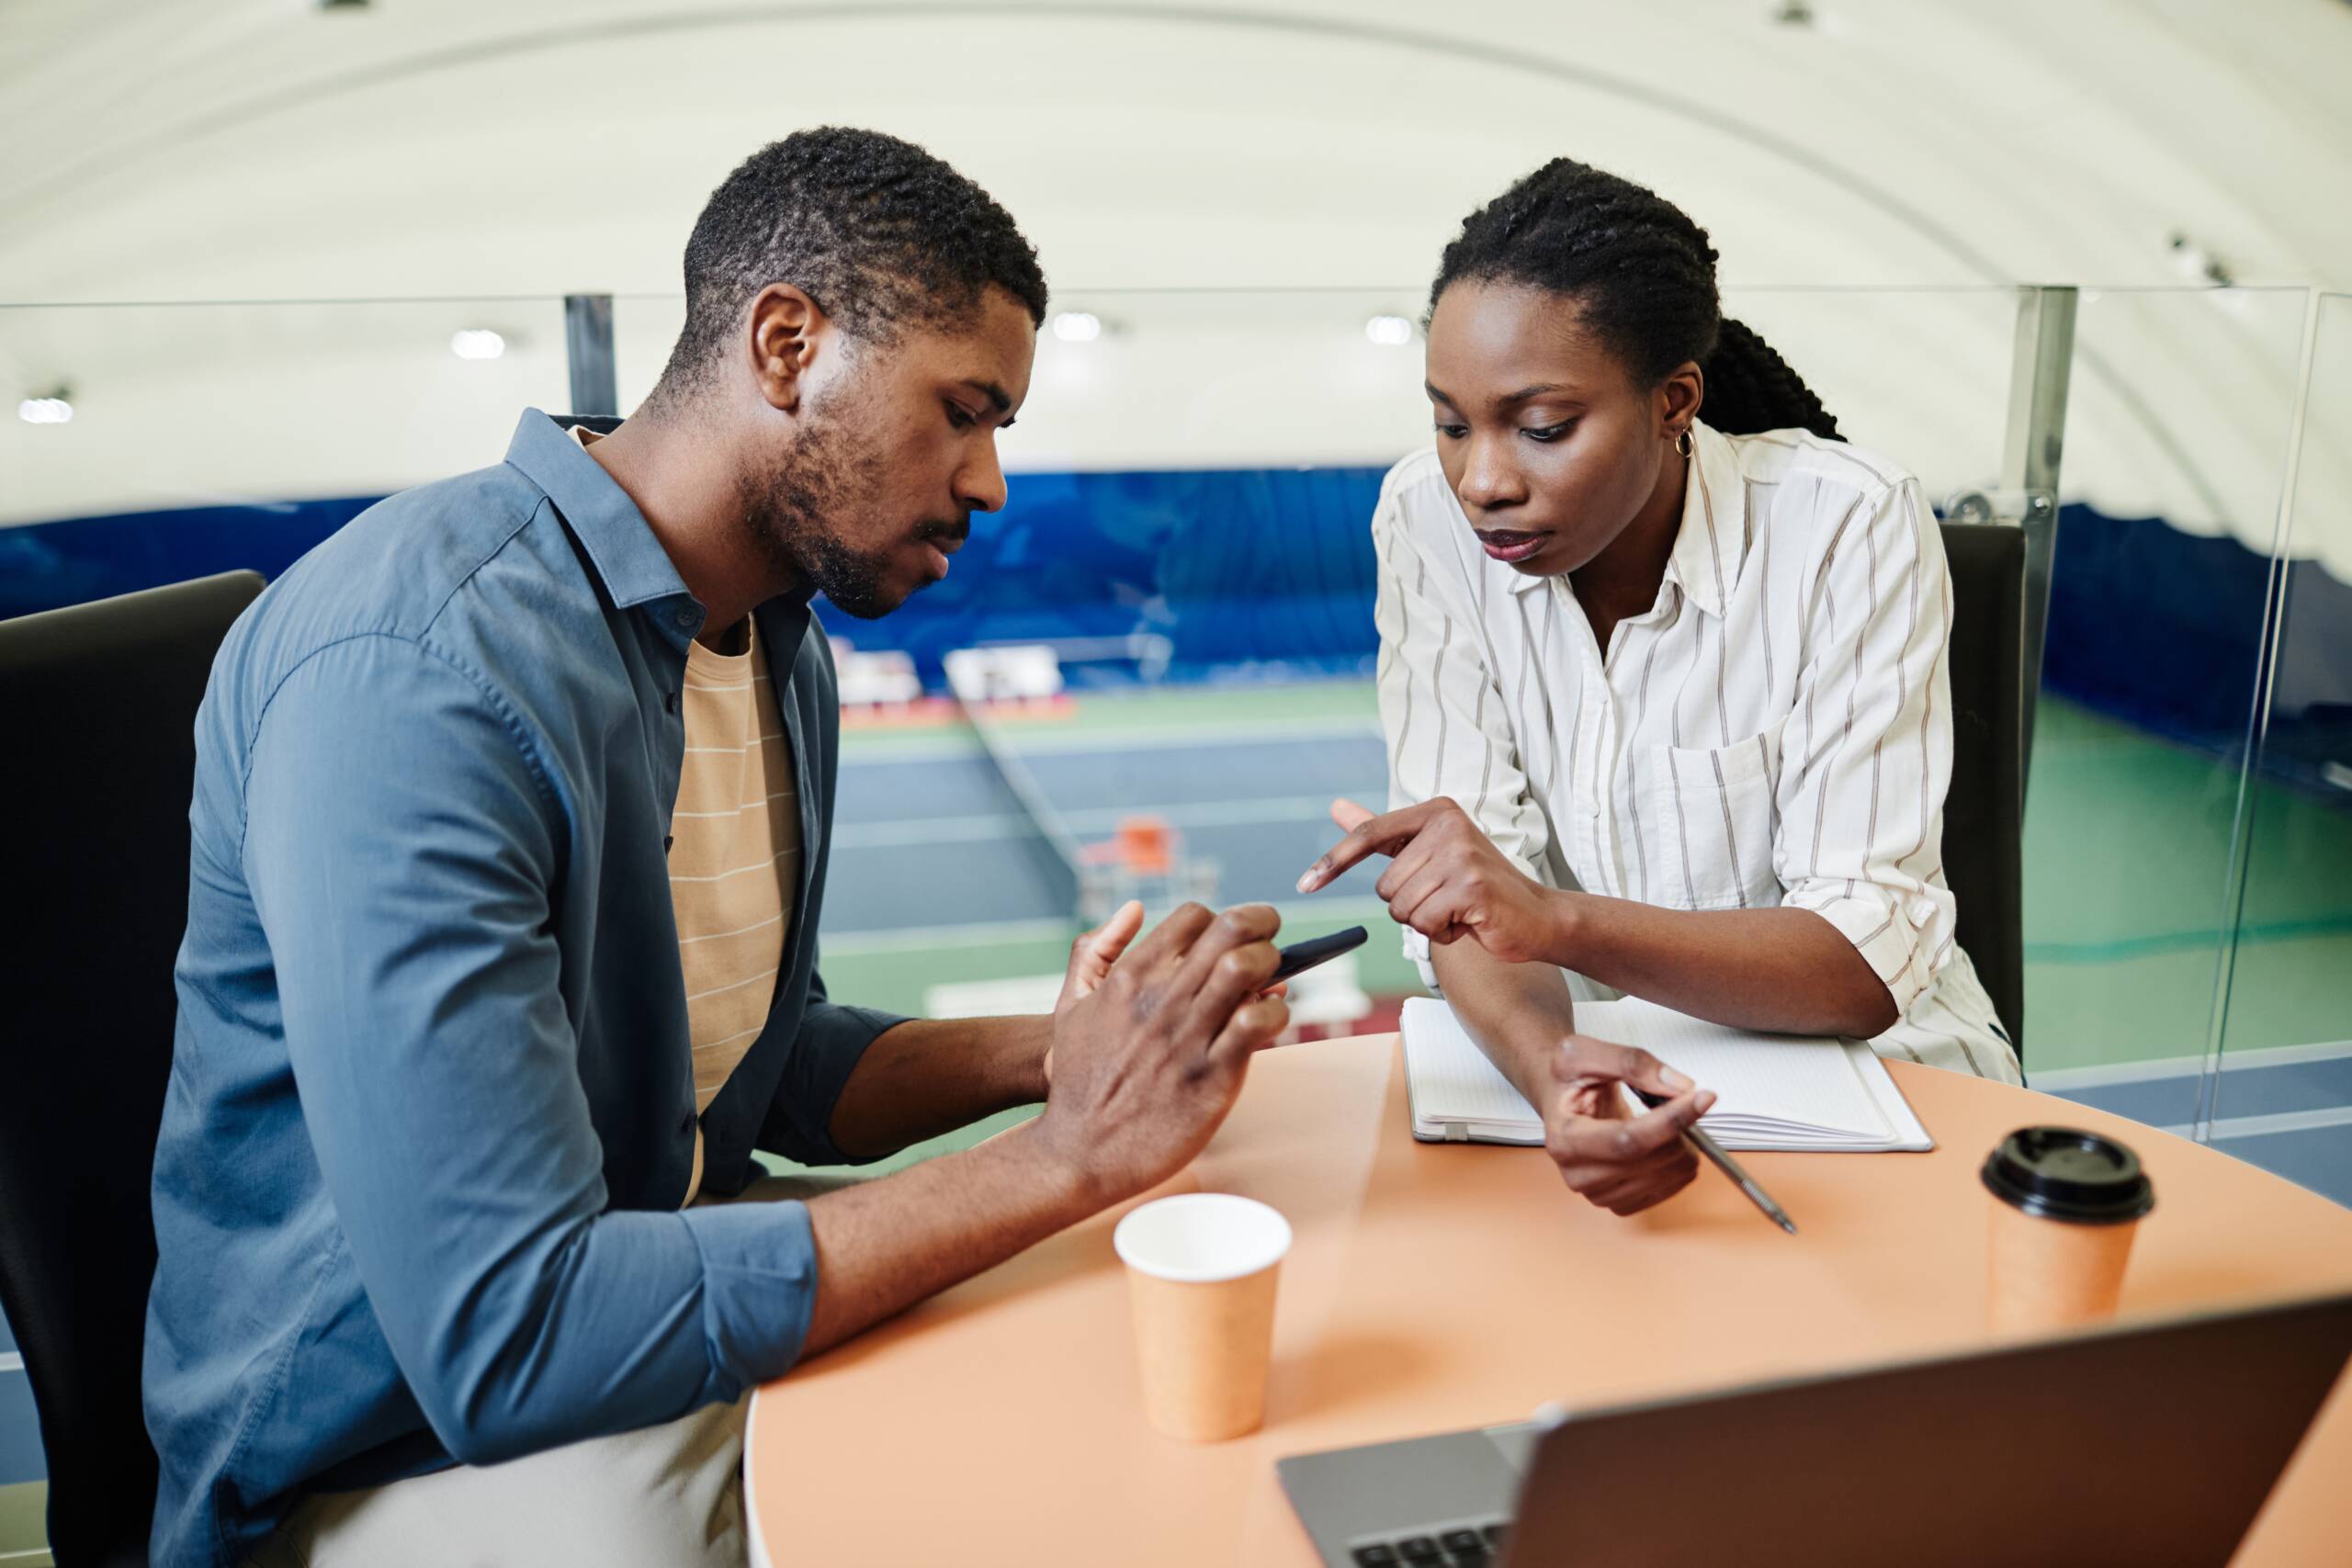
[1937,522,2028,1065]
[0,570,264,1568]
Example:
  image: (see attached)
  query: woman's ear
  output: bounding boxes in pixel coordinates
[1659,359,1704,438]
[745,284,826,413]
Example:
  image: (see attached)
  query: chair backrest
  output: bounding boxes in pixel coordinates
[1936,523,2027,1061]
[0,570,263,1568]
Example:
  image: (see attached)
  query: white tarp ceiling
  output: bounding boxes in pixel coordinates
[1,0,2347,572]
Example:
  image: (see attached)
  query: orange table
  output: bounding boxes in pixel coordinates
[747,1035,2352,1564]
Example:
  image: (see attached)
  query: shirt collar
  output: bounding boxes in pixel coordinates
[1504,419,1747,619]
[1666,419,1746,620]
[503,408,695,612]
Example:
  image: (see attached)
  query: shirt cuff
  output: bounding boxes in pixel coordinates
[1783,885,1935,1020]
[678,1198,820,1402]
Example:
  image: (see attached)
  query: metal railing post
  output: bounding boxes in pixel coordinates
[563,293,618,419]
[2000,285,2077,786]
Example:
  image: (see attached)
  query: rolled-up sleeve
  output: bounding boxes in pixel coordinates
[1372,474,1551,987]
[757,977,909,1168]
[244,634,818,1465]
[1772,479,1958,1020]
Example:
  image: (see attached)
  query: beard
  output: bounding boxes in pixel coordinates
[736,389,961,621]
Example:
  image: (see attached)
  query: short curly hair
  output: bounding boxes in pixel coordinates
[656,127,1047,396]
[1431,158,1839,441]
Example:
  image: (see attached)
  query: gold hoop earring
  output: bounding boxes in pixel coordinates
[1673,428,1694,458]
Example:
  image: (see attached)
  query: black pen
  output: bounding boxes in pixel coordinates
[1627,1085,1800,1235]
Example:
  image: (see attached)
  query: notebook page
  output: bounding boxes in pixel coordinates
[1399,998,1541,1133]
[1574,998,1888,1140]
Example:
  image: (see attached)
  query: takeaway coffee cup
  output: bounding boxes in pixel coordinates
[1981,1126,2156,1333]
[1113,1193,1293,1441]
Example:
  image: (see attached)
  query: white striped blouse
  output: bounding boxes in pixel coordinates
[1373,420,2020,1082]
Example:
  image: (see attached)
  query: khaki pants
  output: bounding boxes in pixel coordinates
[248,1395,748,1568]
[245,1176,847,1568]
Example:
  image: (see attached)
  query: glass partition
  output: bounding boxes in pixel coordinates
[0,284,2324,1119]
[2018,287,2310,1126]
[0,297,573,617]
[2209,290,2352,1203]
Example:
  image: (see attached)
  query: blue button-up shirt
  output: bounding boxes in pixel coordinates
[145,410,905,1567]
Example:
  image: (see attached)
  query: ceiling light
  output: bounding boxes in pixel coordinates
[2166,232,2234,288]
[17,394,73,425]
[450,328,506,361]
[1364,315,1415,347]
[1051,311,1102,344]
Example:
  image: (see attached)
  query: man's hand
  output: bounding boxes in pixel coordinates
[1297,797,1563,964]
[1057,899,1145,1015]
[1035,902,1290,1203]
[1043,899,1147,1088]
[1544,1037,1715,1215]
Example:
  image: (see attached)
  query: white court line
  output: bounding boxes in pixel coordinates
[821,897,1396,957]
[823,918,1076,955]
[834,795,1350,851]
[841,714,1381,765]
[2160,1103,2352,1142]
[0,1352,20,1373]
[2030,1038,2352,1093]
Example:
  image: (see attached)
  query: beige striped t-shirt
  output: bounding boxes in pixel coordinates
[572,425,799,1201]
[670,620,799,1200]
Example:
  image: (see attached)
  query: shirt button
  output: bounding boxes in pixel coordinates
[664,690,679,715]
[674,607,696,629]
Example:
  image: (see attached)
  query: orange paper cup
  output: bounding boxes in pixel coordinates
[1981,1126,2155,1335]
[1114,1193,1293,1442]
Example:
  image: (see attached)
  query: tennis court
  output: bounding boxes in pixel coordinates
[807,677,2352,1204]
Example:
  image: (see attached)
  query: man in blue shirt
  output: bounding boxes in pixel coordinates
[147,128,1291,1567]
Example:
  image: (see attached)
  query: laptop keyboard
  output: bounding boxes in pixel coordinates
[1350,1521,1509,1565]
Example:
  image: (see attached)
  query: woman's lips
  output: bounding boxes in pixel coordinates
[1476,529,1549,564]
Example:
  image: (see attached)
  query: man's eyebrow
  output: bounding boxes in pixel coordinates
[960,378,1012,414]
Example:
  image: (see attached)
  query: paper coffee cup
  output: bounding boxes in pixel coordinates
[1981,1126,2155,1334]
[1113,1193,1293,1442]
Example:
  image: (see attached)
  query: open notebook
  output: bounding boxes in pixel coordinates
[1401,995,1932,1152]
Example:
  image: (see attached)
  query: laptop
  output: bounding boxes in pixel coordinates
[1278,1291,2352,1567]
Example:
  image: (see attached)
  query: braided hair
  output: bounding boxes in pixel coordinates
[1430,159,1840,441]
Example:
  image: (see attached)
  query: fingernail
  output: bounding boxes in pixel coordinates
[1295,872,1315,893]
[1660,1067,1691,1090]
[1695,1089,1716,1113]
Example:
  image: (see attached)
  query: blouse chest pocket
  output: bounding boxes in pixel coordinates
[1636,716,1786,911]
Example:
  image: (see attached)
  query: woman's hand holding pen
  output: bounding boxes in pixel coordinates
[1544,1039,1715,1214]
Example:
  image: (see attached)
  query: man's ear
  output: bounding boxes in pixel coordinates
[746,284,826,413]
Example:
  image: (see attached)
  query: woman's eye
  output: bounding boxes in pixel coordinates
[1521,421,1575,444]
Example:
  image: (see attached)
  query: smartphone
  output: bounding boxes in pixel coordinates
[1268,925,1369,985]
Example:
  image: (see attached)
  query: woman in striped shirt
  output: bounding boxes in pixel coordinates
[1298,159,2019,1216]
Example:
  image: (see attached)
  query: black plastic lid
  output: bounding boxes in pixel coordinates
[1980,1126,2155,1224]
